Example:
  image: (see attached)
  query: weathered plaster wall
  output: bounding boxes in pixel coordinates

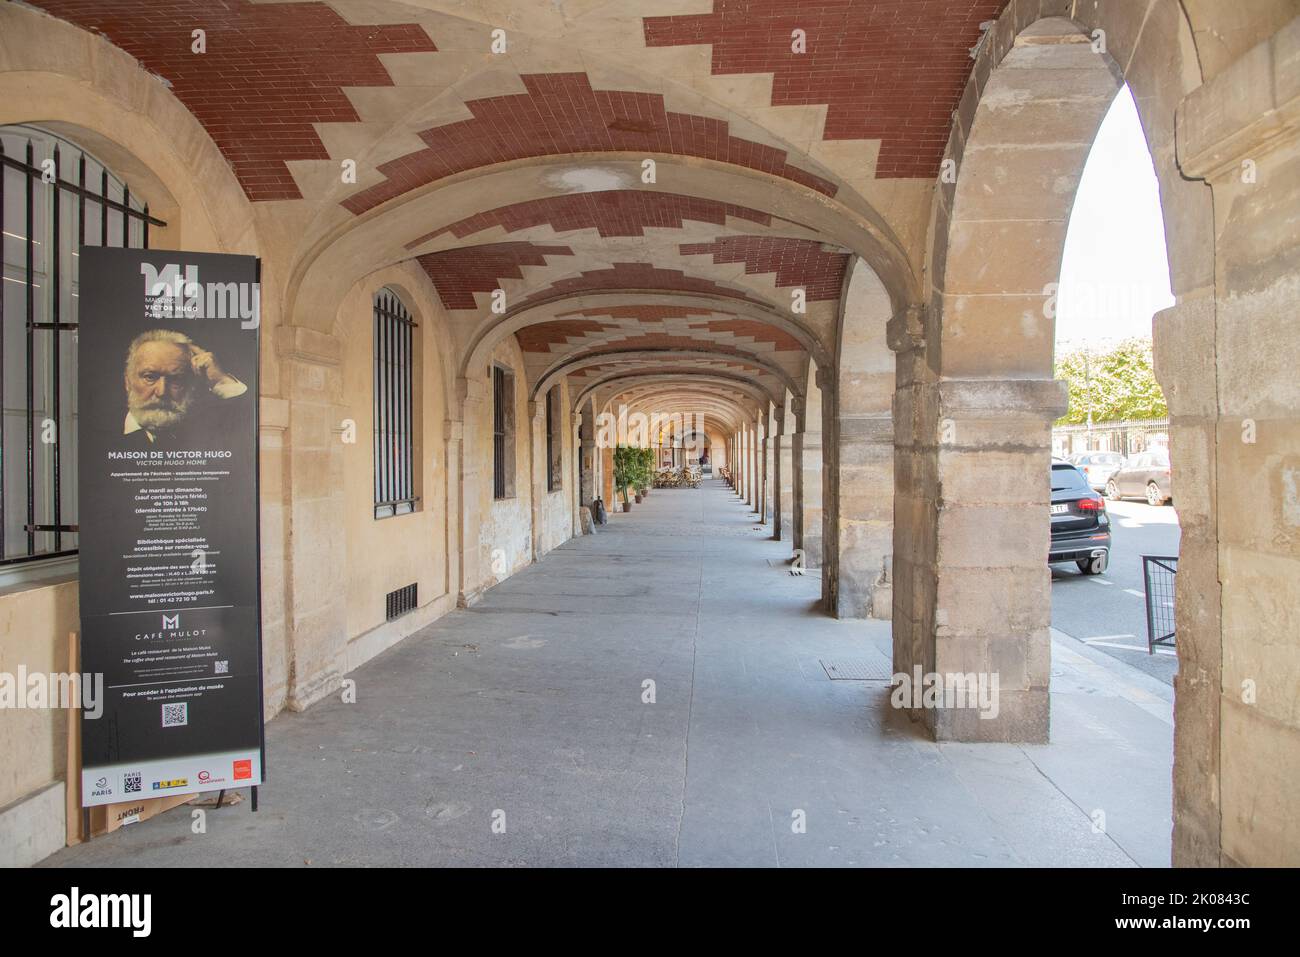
[475,338,533,590]
[1172,12,1300,866]
[338,263,452,657]
[535,380,576,558]
[0,579,77,812]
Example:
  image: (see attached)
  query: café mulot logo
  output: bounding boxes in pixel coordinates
[134,612,207,642]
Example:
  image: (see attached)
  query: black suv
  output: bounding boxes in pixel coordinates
[1050,460,1111,574]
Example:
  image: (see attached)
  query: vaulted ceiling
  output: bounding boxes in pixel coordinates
[31,0,1006,434]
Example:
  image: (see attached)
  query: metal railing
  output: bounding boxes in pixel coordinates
[1142,555,1178,654]
[1053,417,1170,459]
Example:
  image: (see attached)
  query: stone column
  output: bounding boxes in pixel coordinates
[833,410,893,618]
[277,325,348,711]
[742,428,752,504]
[528,398,546,560]
[770,406,785,539]
[799,380,824,568]
[831,264,896,619]
[578,410,596,508]
[930,377,1065,743]
[734,434,740,489]
[764,407,778,528]
[740,426,749,504]
[739,428,747,498]
[789,395,805,553]
[258,396,289,714]
[442,416,463,601]
[819,367,837,610]
[731,432,739,493]
[456,375,487,605]
[1171,27,1299,866]
[889,304,931,686]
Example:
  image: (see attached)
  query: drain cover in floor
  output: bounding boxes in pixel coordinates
[820,656,893,681]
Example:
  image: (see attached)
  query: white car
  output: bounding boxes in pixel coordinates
[1072,451,1127,492]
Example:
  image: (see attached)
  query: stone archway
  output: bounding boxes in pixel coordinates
[824,259,896,618]
[893,9,1214,749]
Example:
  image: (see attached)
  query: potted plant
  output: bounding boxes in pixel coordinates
[613,445,637,512]
[638,448,654,498]
[639,447,655,501]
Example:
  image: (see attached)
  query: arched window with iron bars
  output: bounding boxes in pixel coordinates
[372,287,418,518]
[0,125,165,576]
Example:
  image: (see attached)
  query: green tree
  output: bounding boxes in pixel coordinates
[636,447,654,492]
[613,445,638,504]
[1055,337,1167,425]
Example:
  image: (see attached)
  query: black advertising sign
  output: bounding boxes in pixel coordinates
[77,247,264,806]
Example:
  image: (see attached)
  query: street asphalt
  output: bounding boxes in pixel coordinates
[1051,498,1182,685]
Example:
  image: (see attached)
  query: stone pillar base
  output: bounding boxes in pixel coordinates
[929,688,1049,744]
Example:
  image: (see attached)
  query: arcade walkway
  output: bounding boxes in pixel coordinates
[45,481,1173,867]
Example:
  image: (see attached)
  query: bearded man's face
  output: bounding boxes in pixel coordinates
[126,341,196,431]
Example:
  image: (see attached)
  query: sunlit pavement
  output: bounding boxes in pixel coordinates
[1052,499,1182,686]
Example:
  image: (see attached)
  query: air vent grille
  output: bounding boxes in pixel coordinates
[386,583,417,621]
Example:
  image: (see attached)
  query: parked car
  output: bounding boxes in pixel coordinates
[1072,451,1127,492]
[1050,460,1111,574]
[1106,449,1173,505]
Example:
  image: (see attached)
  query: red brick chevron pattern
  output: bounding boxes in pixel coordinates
[518,262,766,310]
[516,320,619,353]
[568,364,617,380]
[554,308,803,352]
[407,191,778,247]
[343,73,838,214]
[644,0,1004,177]
[571,359,758,381]
[417,243,573,310]
[563,336,778,365]
[31,0,436,201]
[556,305,726,322]
[689,318,803,351]
[679,236,849,301]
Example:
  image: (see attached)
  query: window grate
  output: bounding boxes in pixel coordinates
[1,125,165,567]
[373,289,416,519]
[545,386,558,492]
[385,582,418,621]
[492,365,512,499]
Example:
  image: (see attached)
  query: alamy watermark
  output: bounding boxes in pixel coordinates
[142,263,259,329]
[0,667,104,718]
[890,666,1000,720]
[595,406,705,451]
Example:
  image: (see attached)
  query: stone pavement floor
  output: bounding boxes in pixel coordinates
[44,480,1173,867]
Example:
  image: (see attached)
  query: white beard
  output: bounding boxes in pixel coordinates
[130,394,193,431]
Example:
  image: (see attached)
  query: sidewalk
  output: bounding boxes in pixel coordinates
[42,481,1172,867]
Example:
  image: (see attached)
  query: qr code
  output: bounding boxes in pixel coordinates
[124,771,142,794]
[214,660,229,675]
[161,702,188,728]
